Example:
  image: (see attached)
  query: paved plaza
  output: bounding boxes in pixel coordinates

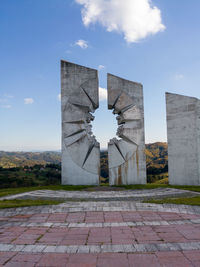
[1,187,199,201]
[0,189,200,266]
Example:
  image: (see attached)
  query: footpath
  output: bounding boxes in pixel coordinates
[0,188,200,266]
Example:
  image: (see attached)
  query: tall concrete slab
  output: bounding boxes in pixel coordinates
[107,74,146,185]
[61,60,100,185]
[166,92,200,185]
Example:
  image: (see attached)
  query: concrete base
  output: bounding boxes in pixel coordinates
[62,146,99,185]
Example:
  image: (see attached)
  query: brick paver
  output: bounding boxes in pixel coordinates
[0,190,200,266]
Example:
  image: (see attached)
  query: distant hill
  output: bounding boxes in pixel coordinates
[0,142,168,187]
[145,142,168,183]
[0,142,168,178]
[146,142,168,168]
[0,151,61,168]
[0,143,168,169]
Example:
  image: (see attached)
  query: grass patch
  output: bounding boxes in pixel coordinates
[0,199,63,209]
[144,196,200,206]
[169,185,200,193]
[116,184,200,192]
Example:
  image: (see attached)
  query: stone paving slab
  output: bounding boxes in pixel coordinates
[1,187,199,201]
[1,216,200,246]
[1,190,200,266]
[1,210,200,228]
[1,242,200,253]
[1,218,200,228]
[1,201,200,217]
[1,251,200,266]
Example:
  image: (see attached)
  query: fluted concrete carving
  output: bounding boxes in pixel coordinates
[108,74,146,185]
[166,92,200,185]
[61,60,100,185]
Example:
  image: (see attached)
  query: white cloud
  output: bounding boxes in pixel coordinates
[99,87,107,101]
[98,65,105,70]
[0,93,14,103]
[58,93,61,101]
[1,105,11,109]
[75,39,89,49]
[174,74,184,80]
[24,98,34,104]
[4,94,14,98]
[75,0,165,43]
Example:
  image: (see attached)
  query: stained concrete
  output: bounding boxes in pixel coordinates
[166,92,200,185]
[107,74,146,185]
[61,60,100,185]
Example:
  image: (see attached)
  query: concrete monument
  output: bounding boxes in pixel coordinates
[107,74,146,185]
[166,92,200,185]
[61,60,100,185]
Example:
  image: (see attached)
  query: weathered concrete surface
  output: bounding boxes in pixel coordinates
[108,74,146,185]
[61,60,100,185]
[166,92,200,185]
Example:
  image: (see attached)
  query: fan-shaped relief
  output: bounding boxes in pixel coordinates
[61,61,100,184]
[63,85,100,174]
[107,73,146,185]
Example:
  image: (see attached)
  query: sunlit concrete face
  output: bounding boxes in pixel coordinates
[107,74,147,185]
[61,60,100,185]
[166,92,200,186]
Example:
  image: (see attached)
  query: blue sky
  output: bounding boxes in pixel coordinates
[1,0,200,151]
